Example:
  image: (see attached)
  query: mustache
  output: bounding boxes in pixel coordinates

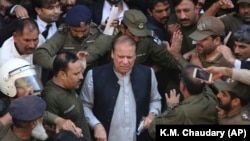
[180,18,190,22]
[160,17,168,21]
[235,53,240,58]
[243,13,250,17]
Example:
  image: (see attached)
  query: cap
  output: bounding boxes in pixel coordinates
[214,79,250,99]
[9,95,46,121]
[189,16,225,40]
[65,5,91,27]
[123,9,148,37]
[237,0,250,3]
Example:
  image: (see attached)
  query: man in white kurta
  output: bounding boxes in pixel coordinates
[80,35,161,141]
[0,18,45,77]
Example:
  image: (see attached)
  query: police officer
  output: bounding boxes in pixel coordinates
[148,65,219,139]
[214,79,250,125]
[33,4,102,71]
[85,9,178,71]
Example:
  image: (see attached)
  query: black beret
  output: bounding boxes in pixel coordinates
[9,95,46,121]
[65,5,92,27]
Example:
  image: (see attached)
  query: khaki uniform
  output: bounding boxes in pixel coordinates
[42,80,92,141]
[33,23,102,70]
[86,32,178,70]
[220,106,250,125]
[148,89,219,139]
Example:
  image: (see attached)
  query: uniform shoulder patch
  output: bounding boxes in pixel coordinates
[241,105,250,121]
[58,24,69,33]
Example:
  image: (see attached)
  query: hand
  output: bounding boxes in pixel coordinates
[216,45,235,66]
[216,106,225,123]
[76,51,88,70]
[14,5,29,18]
[110,17,119,28]
[143,113,155,130]
[54,118,83,138]
[93,123,107,141]
[0,112,12,126]
[167,23,180,36]
[189,51,203,67]
[165,89,180,106]
[0,0,12,9]
[203,66,224,82]
[216,0,234,9]
[166,30,183,61]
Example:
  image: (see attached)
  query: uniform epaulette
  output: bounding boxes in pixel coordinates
[241,105,250,121]
[90,22,103,33]
[58,24,68,33]
[147,30,162,45]
[217,14,227,19]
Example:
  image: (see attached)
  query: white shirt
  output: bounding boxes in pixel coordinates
[101,0,129,24]
[81,67,161,141]
[36,16,57,40]
[234,58,250,69]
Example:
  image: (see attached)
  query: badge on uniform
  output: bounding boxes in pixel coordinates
[153,37,162,45]
[63,46,75,50]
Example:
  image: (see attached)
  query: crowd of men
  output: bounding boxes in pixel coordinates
[0,0,250,141]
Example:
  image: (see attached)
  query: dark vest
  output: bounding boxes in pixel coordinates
[92,63,153,140]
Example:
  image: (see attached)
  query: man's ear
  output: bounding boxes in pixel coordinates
[13,32,18,41]
[58,71,67,80]
[30,120,37,128]
[231,98,241,107]
[34,7,41,15]
[214,36,222,46]
[111,50,114,59]
[120,24,126,34]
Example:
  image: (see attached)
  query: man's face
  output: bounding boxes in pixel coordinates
[15,76,43,97]
[13,28,39,55]
[63,60,83,89]
[174,0,199,27]
[35,2,61,23]
[69,23,90,42]
[60,0,76,12]
[196,0,205,12]
[217,90,233,112]
[234,41,250,61]
[238,2,250,23]
[31,117,48,140]
[148,1,170,25]
[195,36,218,55]
[111,42,136,76]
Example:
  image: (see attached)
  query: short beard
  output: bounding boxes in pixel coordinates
[31,121,48,141]
[219,102,231,113]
